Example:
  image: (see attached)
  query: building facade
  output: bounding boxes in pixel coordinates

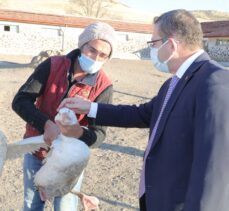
[0,10,151,59]
[0,10,229,61]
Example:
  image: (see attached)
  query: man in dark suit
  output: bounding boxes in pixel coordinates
[57,9,229,211]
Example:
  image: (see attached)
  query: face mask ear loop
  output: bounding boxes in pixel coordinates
[163,52,174,64]
[158,40,169,51]
[162,39,178,64]
[157,40,170,63]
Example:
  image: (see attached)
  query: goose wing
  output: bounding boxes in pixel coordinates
[6,135,48,160]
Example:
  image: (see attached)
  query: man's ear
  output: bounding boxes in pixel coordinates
[169,38,178,51]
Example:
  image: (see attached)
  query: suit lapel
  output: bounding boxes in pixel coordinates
[150,53,210,150]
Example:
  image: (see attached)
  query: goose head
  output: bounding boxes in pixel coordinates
[54,108,77,125]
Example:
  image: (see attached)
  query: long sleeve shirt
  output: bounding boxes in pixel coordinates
[12,49,113,147]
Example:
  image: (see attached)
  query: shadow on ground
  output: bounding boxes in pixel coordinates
[97,195,139,210]
[99,143,144,157]
[0,61,32,69]
[0,50,61,69]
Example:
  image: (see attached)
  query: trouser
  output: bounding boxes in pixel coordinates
[139,194,184,211]
[23,153,84,211]
[139,194,147,211]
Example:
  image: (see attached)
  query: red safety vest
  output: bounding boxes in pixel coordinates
[24,55,112,159]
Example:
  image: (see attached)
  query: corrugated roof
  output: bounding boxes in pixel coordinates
[0,9,152,34]
[201,21,229,38]
[0,9,229,38]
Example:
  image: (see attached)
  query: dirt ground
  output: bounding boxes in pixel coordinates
[0,54,170,211]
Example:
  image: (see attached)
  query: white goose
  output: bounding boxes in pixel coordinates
[0,108,99,211]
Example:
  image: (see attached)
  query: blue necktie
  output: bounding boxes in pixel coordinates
[139,75,180,197]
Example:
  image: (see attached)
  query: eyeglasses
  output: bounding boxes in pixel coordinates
[147,38,167,47]
[84,44,110,61]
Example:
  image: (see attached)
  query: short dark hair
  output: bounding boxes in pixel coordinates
[154,9,203,49]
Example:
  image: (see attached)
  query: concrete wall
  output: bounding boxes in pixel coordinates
[0,21,151,60]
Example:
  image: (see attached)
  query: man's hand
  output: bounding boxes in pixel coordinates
[55,120,83,139]
[43,120,60,145]
[57,96,91,114]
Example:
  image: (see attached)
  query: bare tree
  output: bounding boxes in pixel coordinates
[70,0,116,18]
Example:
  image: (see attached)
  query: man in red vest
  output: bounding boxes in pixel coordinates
[12,22,116,211]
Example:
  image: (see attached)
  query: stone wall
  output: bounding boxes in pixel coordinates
[0,21,151,60]
[1,21,228,62]
[208,45,229,62]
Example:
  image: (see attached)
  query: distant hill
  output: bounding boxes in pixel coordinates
[192,10,229,22]
[0,0,155,23]
[0,0,228,23]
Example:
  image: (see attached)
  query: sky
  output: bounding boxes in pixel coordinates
[121,0,229,13]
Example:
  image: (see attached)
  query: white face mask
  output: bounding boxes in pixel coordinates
[150,40,174,73]
[78,54,104,74]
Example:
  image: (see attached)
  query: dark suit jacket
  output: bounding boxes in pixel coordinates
[93,52,229,211]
